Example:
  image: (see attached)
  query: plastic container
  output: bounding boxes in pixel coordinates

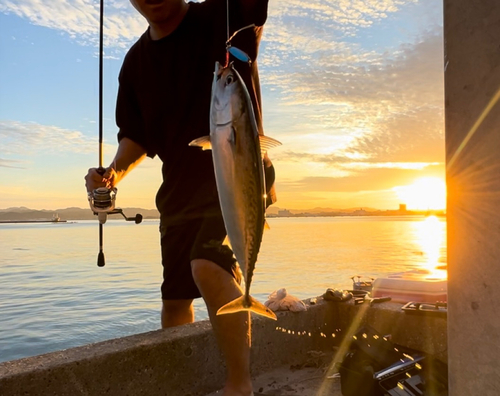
[371,269,447,303]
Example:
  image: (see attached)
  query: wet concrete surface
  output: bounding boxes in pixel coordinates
[207,352,343,396]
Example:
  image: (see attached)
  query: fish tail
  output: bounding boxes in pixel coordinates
[217,295,277,320]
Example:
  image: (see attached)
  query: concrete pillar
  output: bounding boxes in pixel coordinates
[445,1,500,394]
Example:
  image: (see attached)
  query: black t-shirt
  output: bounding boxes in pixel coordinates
[116,0,275,224]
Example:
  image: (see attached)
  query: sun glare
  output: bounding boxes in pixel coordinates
[413,216,448,279]
[394,177,446,210]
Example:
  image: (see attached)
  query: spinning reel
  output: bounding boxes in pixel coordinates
[88,171,142,226]
[88,184,117,225]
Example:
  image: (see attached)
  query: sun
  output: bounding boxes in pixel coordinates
[393,177,446,210]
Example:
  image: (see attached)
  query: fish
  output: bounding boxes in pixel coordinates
[189,62,281,320]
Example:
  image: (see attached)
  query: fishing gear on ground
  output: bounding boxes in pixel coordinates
[338,325,448,396]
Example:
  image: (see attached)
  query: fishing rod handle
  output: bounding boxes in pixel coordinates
[98,223,105,267]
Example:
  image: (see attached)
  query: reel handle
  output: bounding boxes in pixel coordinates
[128,214,143,224]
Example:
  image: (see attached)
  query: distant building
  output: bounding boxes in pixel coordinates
[278,209,292,217]
[399,204,407,213]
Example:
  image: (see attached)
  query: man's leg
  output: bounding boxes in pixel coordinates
[191,259,253,396]
[161,299,194,328]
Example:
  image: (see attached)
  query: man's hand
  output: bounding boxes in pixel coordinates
[84,137,147,194]
[85,167,118,193]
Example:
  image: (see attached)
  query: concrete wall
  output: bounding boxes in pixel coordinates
[0,301,331,396]
[0,299,447,396]
[444,1,500,394]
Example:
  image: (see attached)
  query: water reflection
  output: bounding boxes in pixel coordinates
[412,216,447,279]
[1,217,448,363]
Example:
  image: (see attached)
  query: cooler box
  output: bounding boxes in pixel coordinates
[371,269,447,303]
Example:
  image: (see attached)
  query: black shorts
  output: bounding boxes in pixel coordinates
[159,215,240,300]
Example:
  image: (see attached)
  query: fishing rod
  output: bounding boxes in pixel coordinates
[87,0,142,267]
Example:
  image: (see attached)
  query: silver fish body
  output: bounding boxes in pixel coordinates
[189,62,281,320]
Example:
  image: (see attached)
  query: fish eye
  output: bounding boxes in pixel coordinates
[225,74,234,86]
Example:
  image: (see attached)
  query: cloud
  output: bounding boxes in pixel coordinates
[263,6,445,167]
[267,0,416,38]
[278,163,445,193]
[262,16,443,107]
[263,0,419,71]
[277,149,441,169]
[261,0,444,164]
[0,120,103,156]
[0,0,146,52]
[1,0,420,54]
[0,158,26,169]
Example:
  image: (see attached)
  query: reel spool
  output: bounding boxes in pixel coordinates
[88,187,117,224]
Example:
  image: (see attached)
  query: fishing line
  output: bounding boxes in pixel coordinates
[226,0,230,43]
[225,0,230,66]
[224,0,253,65]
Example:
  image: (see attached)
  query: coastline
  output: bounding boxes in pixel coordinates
[0,219,67,224]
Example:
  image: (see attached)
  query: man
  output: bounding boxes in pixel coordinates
[84,0,275,395]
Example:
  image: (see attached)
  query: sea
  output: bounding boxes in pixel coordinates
[0,216,447,364]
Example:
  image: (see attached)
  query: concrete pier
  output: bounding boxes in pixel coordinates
[444,0,500,394]
[0,299,447,396]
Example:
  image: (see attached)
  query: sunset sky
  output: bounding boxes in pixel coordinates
[0,0,445,211]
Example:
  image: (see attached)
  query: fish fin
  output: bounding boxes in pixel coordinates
[217,295,277,320]
[264,220,271,230]
[259,135,282,154]
[189,136,212,150]
[222,235,232,248]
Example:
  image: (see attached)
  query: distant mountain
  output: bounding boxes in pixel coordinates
[0,207,160,221]
[0,205,398,221]
[0,206,33,213]
[0,209,53,221]
[266,206,380,215]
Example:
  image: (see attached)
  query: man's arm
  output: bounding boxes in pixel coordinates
[85,137,147,192]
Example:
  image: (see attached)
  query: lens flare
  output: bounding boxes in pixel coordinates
[393,177,446,210]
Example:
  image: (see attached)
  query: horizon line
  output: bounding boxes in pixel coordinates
[0,205,447,212]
